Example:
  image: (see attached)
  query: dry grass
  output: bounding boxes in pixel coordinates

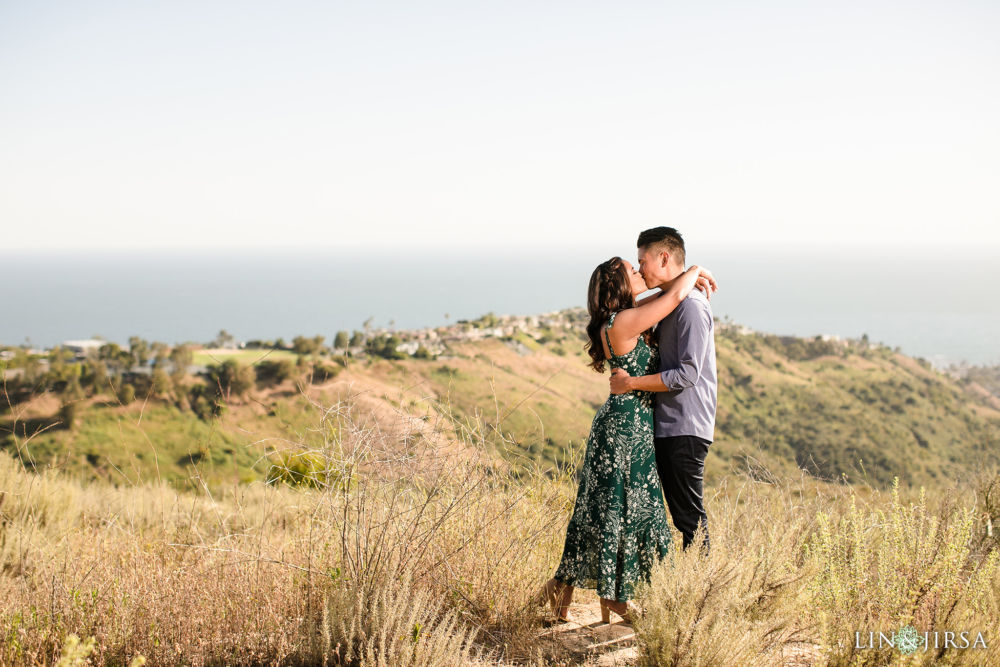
[633,474,821,666]
[804,479,1000,665]
[0,393,572,665]
[633,471,1000,666]
[1,390,998,665]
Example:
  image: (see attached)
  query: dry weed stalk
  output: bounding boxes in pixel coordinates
[0,391,571,665]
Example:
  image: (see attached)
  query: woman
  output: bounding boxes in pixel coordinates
[539,257,716,624]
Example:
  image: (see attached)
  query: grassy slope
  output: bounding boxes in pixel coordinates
[4,324,999,491]
[344,331,1000,488]
[715,331,1000,486]
[4,397,264,489]
[190,348,298,366]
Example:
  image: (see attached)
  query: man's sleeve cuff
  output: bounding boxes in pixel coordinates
[659,371,672,389]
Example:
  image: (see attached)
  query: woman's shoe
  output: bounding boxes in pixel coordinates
[537,578,571,622]
[600,598,640,625]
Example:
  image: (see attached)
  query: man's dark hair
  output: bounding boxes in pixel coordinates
[637,226,685,266]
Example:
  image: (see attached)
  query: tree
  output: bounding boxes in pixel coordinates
[334,331,350,350]
[45,349,80,393]
[151,341,169,367]
[212,329,235,348]
[292,336,315,356]
[349,331,364,347]
[152,368,172,396]
[207,360,255,399]
[128,336,151,367]
[292,335,325,356]
[366,334,406,360]
[99,343,131,375]
[81,360,107,392]
[61,376,85,402]
[170,345,194,380]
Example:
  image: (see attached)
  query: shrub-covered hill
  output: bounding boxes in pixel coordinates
[2,314,998,491]
[714,330,1000,486]
[337,327,1000,488]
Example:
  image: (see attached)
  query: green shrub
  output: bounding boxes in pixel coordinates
[254,359,296,387]
[804,480,1000,664]
[151,368,172,396]
[292,335,325,356]
[206,360,255,398]
[310,362,340,384]
[188,384,224,420]
[366,334,407,360]
[265,450,350,489]
[118,383,136,405]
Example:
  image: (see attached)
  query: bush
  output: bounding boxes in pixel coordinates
[80,360,107,392]
[254,359,296,387]
[266,450,350,489]
[366,334,406,360]
[310,362,340,384]
[804,480,1000,664]
[169,345,193,380]
[151,368,172,396]
[117,383,136,405]
[188,384,224,420]
[292,335,325,356]
[59,401,80,430]
[634,481,814,666]
[206,360,255,398]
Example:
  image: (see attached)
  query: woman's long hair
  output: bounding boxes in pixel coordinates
[585,257,637,373]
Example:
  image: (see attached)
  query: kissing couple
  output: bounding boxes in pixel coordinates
[538,226,719,624]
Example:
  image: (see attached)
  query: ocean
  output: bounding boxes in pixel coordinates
[2,245,998,367]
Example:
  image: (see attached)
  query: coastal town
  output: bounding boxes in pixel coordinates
[1,306,869,374]
[1,309,591,368]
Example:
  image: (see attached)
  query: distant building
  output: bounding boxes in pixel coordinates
[62,339,105,358]
[397,341,421,355]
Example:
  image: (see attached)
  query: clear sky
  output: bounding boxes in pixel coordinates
[2,0,997,252]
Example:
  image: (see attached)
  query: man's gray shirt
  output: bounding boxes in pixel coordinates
[654,289,717,442]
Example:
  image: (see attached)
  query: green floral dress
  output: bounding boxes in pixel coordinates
[554,312,671,602]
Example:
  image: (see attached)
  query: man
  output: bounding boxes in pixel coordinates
[609,227,717,553]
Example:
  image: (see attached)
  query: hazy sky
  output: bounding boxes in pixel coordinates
[2,0,997,252]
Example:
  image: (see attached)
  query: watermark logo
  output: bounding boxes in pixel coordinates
[855,626,988,653]
[894,625,921,655]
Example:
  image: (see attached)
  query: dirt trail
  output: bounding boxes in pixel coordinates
[533,600,638,666]
[525,598,819,666]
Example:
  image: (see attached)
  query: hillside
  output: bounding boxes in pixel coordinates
[317,323,1000,488]
[2,310,998,491]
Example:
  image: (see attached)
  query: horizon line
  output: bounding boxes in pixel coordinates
[4,240,997,254]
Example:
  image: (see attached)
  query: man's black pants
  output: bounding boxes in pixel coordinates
[654,435,710,553]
